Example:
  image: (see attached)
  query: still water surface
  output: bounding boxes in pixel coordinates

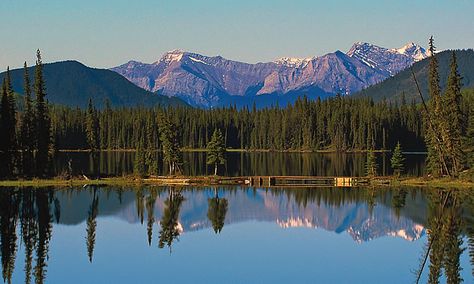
[53,151,426,177]
[2,186,472,284]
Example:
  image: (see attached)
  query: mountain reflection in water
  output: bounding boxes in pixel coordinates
[0,186,472,284]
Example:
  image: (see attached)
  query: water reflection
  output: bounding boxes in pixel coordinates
[53,151,426,177]
[0,186,472,283]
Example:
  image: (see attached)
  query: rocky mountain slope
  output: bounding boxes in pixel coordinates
[112,42,428,108]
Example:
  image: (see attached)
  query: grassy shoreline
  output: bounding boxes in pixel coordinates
[0,175,472,189]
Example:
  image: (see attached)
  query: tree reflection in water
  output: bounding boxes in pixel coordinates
[415,189,466,284]
[86,188,99,263]
[158,187,184,252]
[207,188,228,234]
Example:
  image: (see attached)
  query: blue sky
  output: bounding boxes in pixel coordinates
[1,0,473,69]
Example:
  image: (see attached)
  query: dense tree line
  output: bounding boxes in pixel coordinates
[0,50,52,179]
[47,95,425,152]
[423,37,472,177]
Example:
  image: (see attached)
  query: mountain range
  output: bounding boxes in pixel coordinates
[112,42,429,108]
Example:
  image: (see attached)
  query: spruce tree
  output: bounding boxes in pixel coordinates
[158,113,182,175]
[134,142,146,177]
[206,129,226,175]
[19,62,36,176]
[85,98,100,151]
[390,141,405,177]
[34,50,51,176]
[0,69,16,177]
[425,36,448,177]
[465,104,474,169]
[366,150,378,177]
[443,52,464,175]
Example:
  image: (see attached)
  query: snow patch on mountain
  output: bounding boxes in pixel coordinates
[274,57,313,68]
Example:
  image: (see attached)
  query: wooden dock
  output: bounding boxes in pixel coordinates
[245,176,369,188]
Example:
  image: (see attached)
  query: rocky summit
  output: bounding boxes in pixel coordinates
[111,42,428,108]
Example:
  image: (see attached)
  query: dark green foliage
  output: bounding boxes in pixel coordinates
[19,62,36,177]
[366,150,377,177]
[443,52,464,175]
[85,98,100,151]
[134,142,146,177]
[0,61,186,109]
[390,142,405,177]
[206,129,226,175]
[34,50,52,177]
[158,113,182,175]
[0,68,17,178]
[465,89,474,168]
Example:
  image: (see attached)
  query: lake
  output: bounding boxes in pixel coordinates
[1,186,472,284]
[52,151,427,177]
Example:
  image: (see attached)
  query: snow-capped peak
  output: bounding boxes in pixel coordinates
[274,56,314,68]
[159,49,186,64]
[391,43,428,61]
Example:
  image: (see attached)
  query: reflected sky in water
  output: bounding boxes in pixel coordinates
[3,186,473,284]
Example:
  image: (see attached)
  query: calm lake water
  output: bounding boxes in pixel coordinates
[52,151,427,177]
[1,186,472,284]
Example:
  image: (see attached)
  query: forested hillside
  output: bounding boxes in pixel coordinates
[0,61,186,108]
[356,49,474,102]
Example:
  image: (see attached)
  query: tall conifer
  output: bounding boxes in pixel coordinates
[19,62,36,176]
[443,52,464,175]
[34,50,51,176]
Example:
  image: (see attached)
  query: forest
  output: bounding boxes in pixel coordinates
[1,43,474,179]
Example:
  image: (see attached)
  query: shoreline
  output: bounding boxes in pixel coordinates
[55,148,404,154]
[0,175,472,189]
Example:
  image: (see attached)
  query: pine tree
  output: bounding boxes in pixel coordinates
[85,98,100,151]
[34,50,52,176]
[19,62,36,176]
[206,129,226,175]
[158,113,182,175]
[134,141,146,177]
[390,141,405,177]
[443,52,464,175]
[366,150,378,177]
[465,104,474,169]
[425,36,449,177]
[0,71,16,177]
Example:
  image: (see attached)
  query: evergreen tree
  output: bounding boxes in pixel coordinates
[134,142,146,177]
[424,36,448,177]
[158,113,182,175]
[206,129,226,175]
[34,50,52,176]
[19,62,36,176]
[465,104,474,169]
[0,73,16,177]
[366,150,378,177]
[390,141,405,177]
[85,98,100,151]
[443,52,464,175]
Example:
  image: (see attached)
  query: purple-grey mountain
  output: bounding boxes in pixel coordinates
[111,42,428,108]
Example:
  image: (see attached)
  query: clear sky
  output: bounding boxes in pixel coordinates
[1,0,473,69]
